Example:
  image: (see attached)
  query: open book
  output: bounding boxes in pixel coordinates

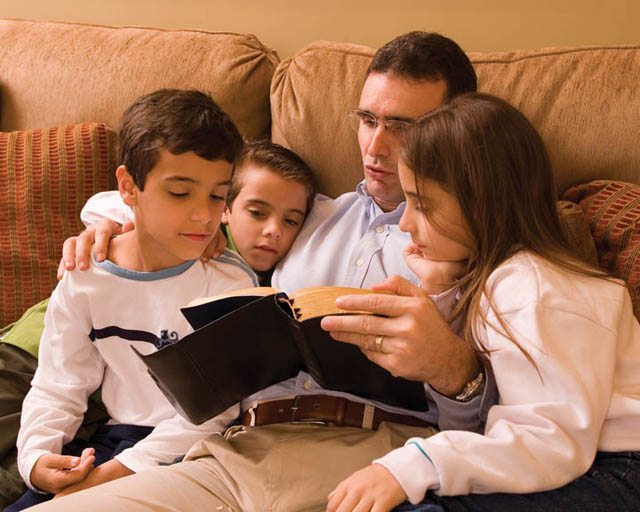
[133,286,428,424]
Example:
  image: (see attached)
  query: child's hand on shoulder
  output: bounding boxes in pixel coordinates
[404,244,466,294]
[30,448,95,494]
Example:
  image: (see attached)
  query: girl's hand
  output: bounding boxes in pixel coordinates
[327,464,407,512]
[30,448,95,494]
[320,275,478,397]
[404,244,466,294]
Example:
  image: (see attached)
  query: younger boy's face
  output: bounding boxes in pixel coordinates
[223,166,308,272]
[123,148,231,270]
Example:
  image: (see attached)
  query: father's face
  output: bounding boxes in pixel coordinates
[358,72,447,211]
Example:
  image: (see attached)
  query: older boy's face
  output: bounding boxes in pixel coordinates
[128,149,231,270]
[223,166,308,272]
[357,72,447,212]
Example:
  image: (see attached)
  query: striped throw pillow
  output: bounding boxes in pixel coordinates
[0,123,117,326]
[563,180,640,321]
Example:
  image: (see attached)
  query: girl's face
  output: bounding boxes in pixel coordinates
[398,161,473,262]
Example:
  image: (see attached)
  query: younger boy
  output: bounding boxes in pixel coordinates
[222,140,316,284]
[9,89,256,510]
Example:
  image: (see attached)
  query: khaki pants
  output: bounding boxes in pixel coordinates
[28,422,437,512]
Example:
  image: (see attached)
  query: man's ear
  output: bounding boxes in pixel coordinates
[116,165,138,207]
[221,205,231,224]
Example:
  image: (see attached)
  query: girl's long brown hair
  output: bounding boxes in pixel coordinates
[401,93,609,367]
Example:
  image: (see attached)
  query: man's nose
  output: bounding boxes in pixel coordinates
[366,124,392,158]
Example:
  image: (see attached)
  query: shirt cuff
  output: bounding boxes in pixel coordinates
[374,442,440,504]
[426,367,497,433]
[21,449,51,493]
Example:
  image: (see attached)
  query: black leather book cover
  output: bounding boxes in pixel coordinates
[134,293,428,425]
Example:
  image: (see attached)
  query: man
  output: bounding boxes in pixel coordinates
[32,32,495,511]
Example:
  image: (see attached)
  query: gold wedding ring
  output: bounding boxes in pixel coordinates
[374,335,384,353]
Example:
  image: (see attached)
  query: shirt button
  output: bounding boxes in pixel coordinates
[376,226,384,233]
[303,380,313,391]
[356,258,364,266]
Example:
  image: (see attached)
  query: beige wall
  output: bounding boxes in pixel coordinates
[4,0,639,57]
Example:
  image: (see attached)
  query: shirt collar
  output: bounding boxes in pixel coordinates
[355,180,406,222]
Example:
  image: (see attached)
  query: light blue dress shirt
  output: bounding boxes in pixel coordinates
[265,181,494,432]
[272,182,418,293]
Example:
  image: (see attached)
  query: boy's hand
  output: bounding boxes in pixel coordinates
[57,219,134,279]
[327,464,407,512]
[30,448,95,495]
[404,244,466,294]
[199,228,227,263]
[54,459,134,498]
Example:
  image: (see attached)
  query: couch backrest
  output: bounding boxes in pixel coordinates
[271,42,640,197]
[0,19,279,138]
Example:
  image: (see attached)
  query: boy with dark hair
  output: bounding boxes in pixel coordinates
[7,89,256,510]
[222,140,316,284]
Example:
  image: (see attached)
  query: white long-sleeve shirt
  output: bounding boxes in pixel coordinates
[376,251,640,502]
[17,252,255,491]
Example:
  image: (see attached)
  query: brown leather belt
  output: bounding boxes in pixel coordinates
[241,395,433,430]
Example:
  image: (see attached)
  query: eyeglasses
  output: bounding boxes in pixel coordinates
[347,109,413,137]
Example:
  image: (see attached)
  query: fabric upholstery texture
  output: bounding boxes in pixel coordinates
[556,200,598,266]
[0,123,117,326]
[271,41,373,198]
[563,180,640,320]
[271,42,640,197]
[0,19,279,140]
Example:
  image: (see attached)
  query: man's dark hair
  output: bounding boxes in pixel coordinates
[118,89,243,188]
[228,140,316,215]
[367,32,477,99]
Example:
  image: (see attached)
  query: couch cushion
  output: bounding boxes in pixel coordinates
[469,46,640,193]
[271,41,373,198]
[0,123,117,326]
[563,180,640,320]
[0,19,278,139]
[271,42,640,197]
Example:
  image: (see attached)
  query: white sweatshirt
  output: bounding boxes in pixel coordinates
[17,252,255,491]
[377,251,640,502]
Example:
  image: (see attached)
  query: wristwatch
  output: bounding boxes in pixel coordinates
[455,371,484,402]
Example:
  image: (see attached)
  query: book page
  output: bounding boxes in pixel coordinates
[291,287,393,321]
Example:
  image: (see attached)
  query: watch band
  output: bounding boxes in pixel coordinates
[455,371,484,402]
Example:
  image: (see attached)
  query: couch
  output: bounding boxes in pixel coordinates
[0,16,639,505]
[2,18,640,328]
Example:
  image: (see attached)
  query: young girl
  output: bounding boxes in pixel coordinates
[325,93,640,511]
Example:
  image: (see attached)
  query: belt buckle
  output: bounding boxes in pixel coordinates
[289,395,328,426]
